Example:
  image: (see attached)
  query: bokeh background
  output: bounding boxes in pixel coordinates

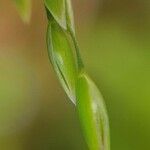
[0,0,150,149]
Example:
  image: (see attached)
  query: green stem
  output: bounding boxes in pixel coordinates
[69,29,84,72]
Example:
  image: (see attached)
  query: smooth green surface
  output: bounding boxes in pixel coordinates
[45,1,110,149]
[44,0,66,29]
[45,0,75,32]
[65,0,75,34]
[13,0,31,23]
[47,21,77,104]
[76,72,110,150]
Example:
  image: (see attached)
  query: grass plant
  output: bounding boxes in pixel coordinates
[12,1,110,149]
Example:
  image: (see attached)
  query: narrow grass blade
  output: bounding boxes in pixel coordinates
[47,20,77,104]
[13,0,31,23]
[76,71,110,150]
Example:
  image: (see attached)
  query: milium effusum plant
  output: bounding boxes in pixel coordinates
[12,0,110,150]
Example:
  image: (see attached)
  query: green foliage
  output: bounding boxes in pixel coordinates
[13,0,31,23]
[11,0,111,149]
[44,0,67,29]
[45,1,110,150]
[76,71,110,150]
[45,0,75,33]
[65,0,75,34]
[47,20,77,104]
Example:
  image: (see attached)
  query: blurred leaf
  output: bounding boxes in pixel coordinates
[47,20,77,104]
[13,0,31,23]
[76,71,110,150]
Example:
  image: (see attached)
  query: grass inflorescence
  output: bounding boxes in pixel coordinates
[12,0,110,149]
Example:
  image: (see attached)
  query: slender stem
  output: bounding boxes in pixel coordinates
[69,29,84,71]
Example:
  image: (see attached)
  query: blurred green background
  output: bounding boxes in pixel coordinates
[0,0,150,149]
